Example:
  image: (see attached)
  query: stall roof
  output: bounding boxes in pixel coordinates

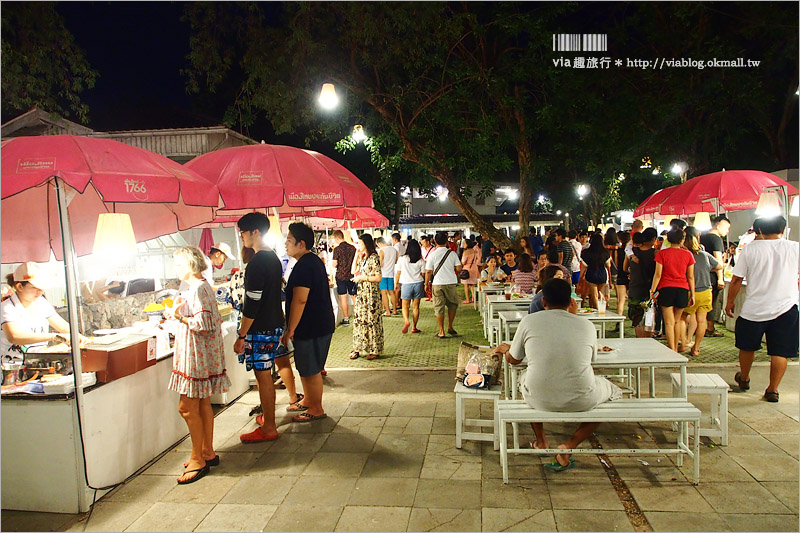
[398,213,561,229]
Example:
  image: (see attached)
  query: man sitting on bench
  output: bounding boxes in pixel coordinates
[495,278,622,471]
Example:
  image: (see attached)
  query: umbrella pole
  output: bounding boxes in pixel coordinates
[55,177,88,474]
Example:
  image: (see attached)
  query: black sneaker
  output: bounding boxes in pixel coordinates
[341,317,350,326]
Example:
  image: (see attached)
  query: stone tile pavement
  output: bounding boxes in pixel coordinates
[3,363,797,532]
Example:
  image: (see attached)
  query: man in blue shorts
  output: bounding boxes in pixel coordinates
[234,213,286,442]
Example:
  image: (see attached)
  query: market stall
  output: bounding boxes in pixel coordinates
[1,135,227,513]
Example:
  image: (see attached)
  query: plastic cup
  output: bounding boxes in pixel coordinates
[597,298,607,314]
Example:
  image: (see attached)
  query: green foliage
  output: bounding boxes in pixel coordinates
[1,3,98,123]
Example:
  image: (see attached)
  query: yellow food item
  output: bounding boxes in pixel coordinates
[143,302,165,312]
[162,298,174,308]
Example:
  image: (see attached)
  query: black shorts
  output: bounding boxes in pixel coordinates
[656,286,689,309]
[336,279,357,296]
[293,333,333,377]
[735,305,799,358]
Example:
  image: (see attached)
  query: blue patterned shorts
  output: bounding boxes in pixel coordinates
[239,328,286,372]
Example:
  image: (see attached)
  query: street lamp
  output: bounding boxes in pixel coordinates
[556,210,562,215]
[318,83,339,110]
[576,184,588,200]
[352,124,367,143]
[672,162,688,183]
[538,194,546,203]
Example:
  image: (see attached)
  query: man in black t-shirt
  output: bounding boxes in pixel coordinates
[234,213,290,443]
[283,222,335,422]
[700,215,730,336]
[627,228,658,337]
[555,229,575,279]
[331,230,357,325]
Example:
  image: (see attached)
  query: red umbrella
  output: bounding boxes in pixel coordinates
[184,144,373,214]
[1,135,219,263]
[633,185,681,217]
[659,170,798,215]
[284,207,389,229]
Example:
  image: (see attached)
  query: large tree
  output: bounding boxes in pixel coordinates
[1,3,98,123]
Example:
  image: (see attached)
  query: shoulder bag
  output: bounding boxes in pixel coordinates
[431,249,453,284]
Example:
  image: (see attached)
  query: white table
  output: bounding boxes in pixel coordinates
[508,337,688,400]
[576,310,626,338]
[485,295,532,344]
[498,310,528,345]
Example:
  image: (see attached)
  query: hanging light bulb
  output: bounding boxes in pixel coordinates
[693,211,712,231]
[352,124,367,143]
[791,196,799,217]
[318,83,339,110]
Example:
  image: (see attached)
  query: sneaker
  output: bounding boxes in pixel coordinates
[341,317,350,326]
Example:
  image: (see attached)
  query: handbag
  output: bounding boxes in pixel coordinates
[458,269,471,280]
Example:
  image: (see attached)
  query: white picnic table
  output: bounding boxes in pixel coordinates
[484,294,532,343]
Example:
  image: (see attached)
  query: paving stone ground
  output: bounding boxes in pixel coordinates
[3,286,794,532]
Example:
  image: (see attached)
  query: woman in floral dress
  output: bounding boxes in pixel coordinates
[166,246,231,485]
[350,234,384,360]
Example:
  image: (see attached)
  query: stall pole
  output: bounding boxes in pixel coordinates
[54,178,89,485]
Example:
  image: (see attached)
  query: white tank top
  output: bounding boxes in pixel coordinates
[380,246,398,277]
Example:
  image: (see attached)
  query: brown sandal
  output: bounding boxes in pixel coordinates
[366,353,379,360]
[349,351,360,360]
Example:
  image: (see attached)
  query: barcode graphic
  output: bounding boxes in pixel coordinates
[552,34,608,52]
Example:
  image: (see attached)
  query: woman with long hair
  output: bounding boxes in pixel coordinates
[519,234,534,258]
[460,238,480,304]
[350,234,384,360]
[579,234,612,309]
[395,239,426,334]
[511,253,537,294]
[614,231,630,315]
[650,228,696,352]
[679,227,722,356]
[480,255,507,282]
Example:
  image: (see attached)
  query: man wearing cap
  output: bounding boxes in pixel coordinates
[2,263,87,362]
[180,242,234,291]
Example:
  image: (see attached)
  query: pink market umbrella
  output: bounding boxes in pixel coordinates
[184,144,373,215]
[286,207,389,229]
[659,170,798,215]
[1,135,220,263]
[633,185,681,217]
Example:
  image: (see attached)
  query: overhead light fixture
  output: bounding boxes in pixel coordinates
[652,168,660,175]
[318,83,339,110]
[556,210,562,215]
[352,124,367,143]
[93,213,137,255]
[672,162,686,174]
[576,184,589,197]
[618,173,625,181]
[755,190,782,217]
[791,196,799,217]
[564,212,569,217]
[507,189,519,201]
[693,211,712,231]
[538,194,545,203]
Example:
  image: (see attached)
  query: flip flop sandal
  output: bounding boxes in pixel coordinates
[177,464,210,485]
[287,400,308,412]
[411,328,422,334]
[292,412,327,423]
[708,331,725,337]
[544,457,576,472]
[435,333,448,339]
[366,353,379,360]
[447,329,459,336]
[184,455,219,468]
[349,351,360,360]
[240,426,280,443]
[248,404,263,416]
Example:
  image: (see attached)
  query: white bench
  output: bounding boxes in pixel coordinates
[454,381,502,450]
[671,373,729,446]
[497,398,702,484]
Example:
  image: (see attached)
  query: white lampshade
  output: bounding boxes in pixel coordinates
[662,215,675,228]
[318,83,339,110]
[755,190,782,217]
[93,213,137,255]
[587,225,595,232]
[791,196,799,217]
[693,212,712,231]
[641,219,650,228]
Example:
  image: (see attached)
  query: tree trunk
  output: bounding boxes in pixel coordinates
[515,95,534,246]
[393,178,402,229]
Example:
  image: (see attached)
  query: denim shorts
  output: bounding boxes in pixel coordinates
[401,281,425,300]
[379,277,395,291]
[239,328,288,371]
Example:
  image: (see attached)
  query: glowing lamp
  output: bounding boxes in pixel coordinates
[352,124,367,143]
[318,83,339,110]
[93,213,137,255]
[693,211,712,231]
[755,190,782,217]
